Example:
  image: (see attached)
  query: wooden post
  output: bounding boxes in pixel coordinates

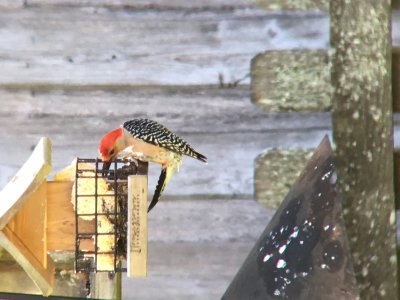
[91,271,121,300]
[127,162,148,277]
[330,1,398,299]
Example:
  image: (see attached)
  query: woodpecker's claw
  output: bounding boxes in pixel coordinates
[128,159,139,168]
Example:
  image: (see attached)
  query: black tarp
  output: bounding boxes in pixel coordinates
[222,136,359,300]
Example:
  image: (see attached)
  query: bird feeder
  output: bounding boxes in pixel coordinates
[0,137,148,297]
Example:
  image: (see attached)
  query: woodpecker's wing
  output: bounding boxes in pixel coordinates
[123,119,207,162]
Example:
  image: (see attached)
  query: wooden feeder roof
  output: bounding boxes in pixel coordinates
[0,137,54,296]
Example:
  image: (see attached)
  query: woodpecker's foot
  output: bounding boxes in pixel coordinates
[126,159,139,168]
[113,159,139,180]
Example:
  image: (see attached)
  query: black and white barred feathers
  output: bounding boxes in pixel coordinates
[123,118,207,163]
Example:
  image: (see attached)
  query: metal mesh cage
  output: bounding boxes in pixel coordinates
[74,158,137,273]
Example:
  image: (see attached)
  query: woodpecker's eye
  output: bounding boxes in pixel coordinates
[109,149,115,156]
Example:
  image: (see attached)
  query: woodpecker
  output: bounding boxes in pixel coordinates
[98,118,207,212]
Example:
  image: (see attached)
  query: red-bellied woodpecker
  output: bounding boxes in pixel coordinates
[98,118,207,212]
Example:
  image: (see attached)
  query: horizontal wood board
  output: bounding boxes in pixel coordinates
[0,6,328,86]
[0,87,333,199]
[0,0,252,9]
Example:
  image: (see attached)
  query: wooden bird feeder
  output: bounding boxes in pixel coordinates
[0,137,148,297]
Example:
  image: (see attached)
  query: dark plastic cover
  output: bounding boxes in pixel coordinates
[222,136,359,300]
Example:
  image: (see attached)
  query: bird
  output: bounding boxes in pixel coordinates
[98,118,207,212]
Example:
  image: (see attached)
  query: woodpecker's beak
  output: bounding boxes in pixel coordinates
[100,153,111,172]
[102,160,112,172]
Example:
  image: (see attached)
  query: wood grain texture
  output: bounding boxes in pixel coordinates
[331,1,398,298]
[47,181,94,251]
[0,227,54,296]
[122,199,273,299]
[1,199,272,298]
[0,137,51,230]
[0,87,332,199]
[251,49,331,112]
[127,175,148,277]
[7,181,47,268]
[0,0,251,8]
[254,0,328,11]
[91,272,120,300]
[254,148,313,209]
[252,48,400,112]
[0,6,328,86]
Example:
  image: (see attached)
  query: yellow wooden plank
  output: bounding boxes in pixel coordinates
[0,137,51,230]
[0,226,54,296]
[46,181,94,251]
[127,175,148,277]
[8,181,47,268]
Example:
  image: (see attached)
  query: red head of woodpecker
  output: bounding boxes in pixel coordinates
[98,127,125,162]
[98,119,207,212]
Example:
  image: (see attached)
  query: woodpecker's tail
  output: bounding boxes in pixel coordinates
[191,150,207,163]
[148,164,178,212]
[148,168,167,212]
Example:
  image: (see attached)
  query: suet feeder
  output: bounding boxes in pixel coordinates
[0,137,149,297]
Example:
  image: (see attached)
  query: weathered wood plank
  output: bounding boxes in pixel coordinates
[0,6,328,86]
[0,87,332,198]
[254,148,313,209]
[252,48,400,113]
[2,5,400,88]
[91,272,120,300]
[331,1,398,299]
[146,199,272,242]
[253,0,328,11]
[0,87,331,134]
[254,0,400,12]
[252,48,400,112]
[251,49,331,112]
[123,199,272,299]
[0,0,251,8]
[123,242,254,300]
